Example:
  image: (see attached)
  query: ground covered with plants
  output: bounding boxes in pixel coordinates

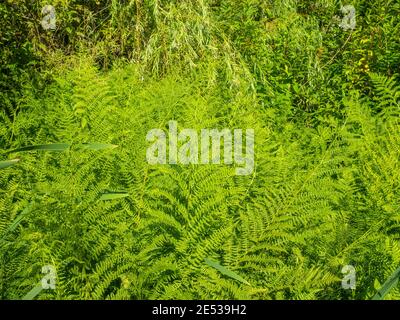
[1,0,400,300]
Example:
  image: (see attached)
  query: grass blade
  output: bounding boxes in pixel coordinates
[0,204,33,243]
[22,284,43,300]
[6,144,70,154]
[372,266,400,300]
[0,159,20,169]
[99,192,129,201]
[205,258,250,286]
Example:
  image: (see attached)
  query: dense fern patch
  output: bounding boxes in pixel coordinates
[1,60,399,299]
[1,0,400,300]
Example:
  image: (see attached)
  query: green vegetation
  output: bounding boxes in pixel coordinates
[1,0,400,300]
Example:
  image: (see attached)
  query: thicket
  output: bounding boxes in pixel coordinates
[1,0,399,299]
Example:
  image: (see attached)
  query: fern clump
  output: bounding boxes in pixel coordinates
[1,0,400,301]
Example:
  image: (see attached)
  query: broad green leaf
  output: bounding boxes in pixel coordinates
[7,143,70,154]
[205,258,250,286]
[99,192,129,201]
[372,266,400,300]
[0,158,20,169]
[22,284,43,300]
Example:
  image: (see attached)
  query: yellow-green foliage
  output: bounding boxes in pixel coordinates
[1,59,400,299]
[1,0,400,300]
